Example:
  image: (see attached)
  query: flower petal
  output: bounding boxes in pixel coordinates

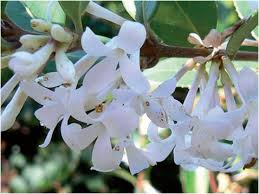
[68,87,93,123]
[55,49,76,83]
[117,21,146,54]
[100,106,138,137]
[61,119,103,152]
[83,56,118,94]
[161,96,190,123]
[39,129,54,148]
[126,144,150,175]
[91,130,123,172]
[20,80,55,105]
[146,140,175,162]
[36,72,63,88]
[143,98,168,128]
[147,122,162,143]
[119,54,150,94]
[238,67,258,102]
[35,104,64,130]
[152,77,177,97]
[81,27,112,56]
[112,88,138,105]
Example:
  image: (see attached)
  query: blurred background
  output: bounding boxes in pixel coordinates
[1,1,258,193]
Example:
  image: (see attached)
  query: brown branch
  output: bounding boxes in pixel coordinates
[141,44,258,61]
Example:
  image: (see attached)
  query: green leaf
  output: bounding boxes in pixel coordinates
[5,1,35,32]
[149,1,218,47]
[23,1,65,24]
[59,1,89,32]
[226,11,258,59]
[1,1,7,18]
[122,0,158,23]
[233,0,258,39]
[144,58,258,88]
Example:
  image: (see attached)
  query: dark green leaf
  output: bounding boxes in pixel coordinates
[1,1,7,18]
[5,1,35,32]
[149,1,218,47]
[226,11,258,59]
[59,1,89,32]
[122,0,158,23]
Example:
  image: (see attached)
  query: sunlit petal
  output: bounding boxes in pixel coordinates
[119,54,150,94]
[117,21,146,54]
[81,27,112,56]
[91,130,123,172]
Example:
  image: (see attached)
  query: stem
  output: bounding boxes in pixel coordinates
[141,44,258,61]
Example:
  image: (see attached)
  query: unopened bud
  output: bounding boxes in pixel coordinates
[1,88,27,131]
[188,33,204,46]
[1,55,11,69]
[9,42,55,77]
[1,74,20,106]
[31,19,52,33]
[51,24,73,43]
[55,46,76,83]
[20,35,50,52]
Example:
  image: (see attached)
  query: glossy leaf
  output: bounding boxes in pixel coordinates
[5,1,35,33]
[24,1,65,24]
[122,0,158,23]
[59,1,89,32]
[227,11,258,59]
[233,0,258,39]
[149,1,217,47]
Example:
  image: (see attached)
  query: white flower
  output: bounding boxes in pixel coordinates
[112,85,188,128]
[19,80,94,147]
[60,102,142,174]
[232,68,258,165]
[9,42,55,78]
[81,20,150,94]
[172,105,248,171]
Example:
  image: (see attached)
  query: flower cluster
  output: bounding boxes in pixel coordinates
[1,2,258,175]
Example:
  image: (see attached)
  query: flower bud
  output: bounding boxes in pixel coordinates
[31,19,52,33]
[9,42,55,77]
[20,35,50,52]
[1,74,20,106]
[1,55,11,69]
[51,24,73,43]
[1,88,27,131]
[55,46,76,83]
